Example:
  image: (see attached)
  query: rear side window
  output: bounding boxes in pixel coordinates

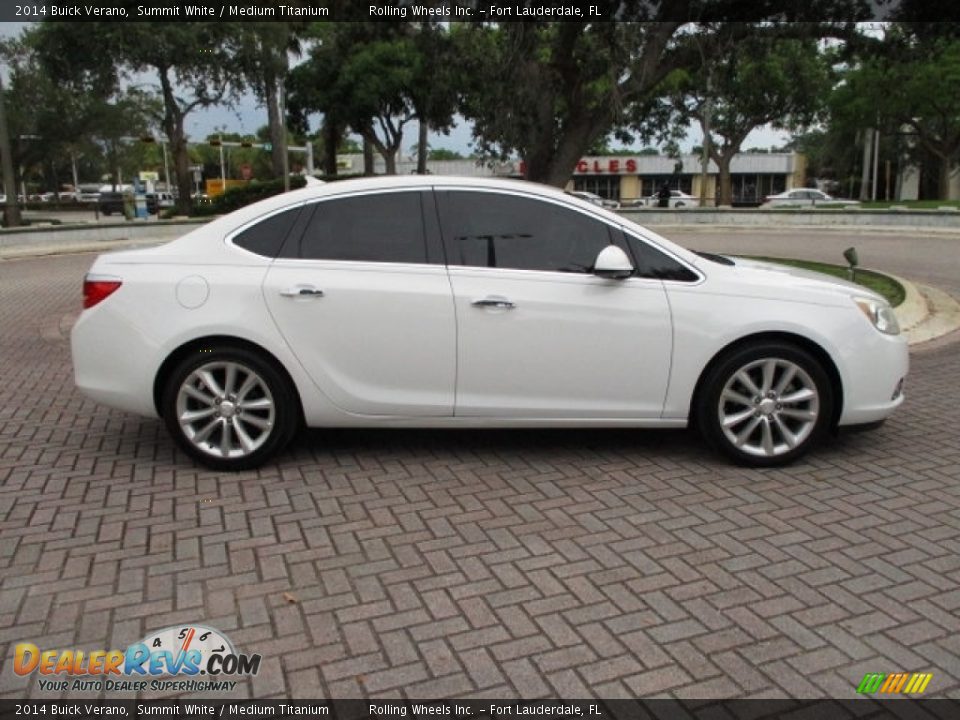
[297,192,427,263]
[233,207,302,257]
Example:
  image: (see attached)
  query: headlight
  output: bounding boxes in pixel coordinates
[853,296,900,335]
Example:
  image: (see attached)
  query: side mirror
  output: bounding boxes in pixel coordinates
[593,245,634,280]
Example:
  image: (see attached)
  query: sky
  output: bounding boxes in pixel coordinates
[0,21,790,158]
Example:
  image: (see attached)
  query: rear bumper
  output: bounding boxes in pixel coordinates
[71,303,160,418]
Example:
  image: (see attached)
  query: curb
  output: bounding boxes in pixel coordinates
[881,270,960,346]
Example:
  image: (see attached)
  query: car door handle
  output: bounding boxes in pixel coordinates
[471,296,515,309]
[280,286,324,298]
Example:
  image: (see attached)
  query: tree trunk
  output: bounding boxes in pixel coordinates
[524,114,600,188]
[416,118,429,175]
[263,67,285,179]
[939,155,953,201]
[322,118,338,176]
[0,75,22,227]
[717,153,734,207]
[171,123,192,216]
[383,149,397,175]
[362,138,374,175]
[159,67,193,215]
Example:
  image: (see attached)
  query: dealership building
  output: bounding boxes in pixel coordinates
[338,151,808,205]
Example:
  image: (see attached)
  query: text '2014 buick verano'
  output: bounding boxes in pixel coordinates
[71,176,908,471]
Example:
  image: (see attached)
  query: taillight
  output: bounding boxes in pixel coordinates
[83,275,122,309]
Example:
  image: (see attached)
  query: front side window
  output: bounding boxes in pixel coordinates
[622,231,699,282]
[297,192,427,263]
[437,191,615,273]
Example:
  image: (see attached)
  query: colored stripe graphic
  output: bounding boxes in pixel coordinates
[857,672,932,694]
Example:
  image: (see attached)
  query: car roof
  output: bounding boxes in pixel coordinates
[192,175,614,235]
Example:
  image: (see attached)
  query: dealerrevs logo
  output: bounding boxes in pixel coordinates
[14,624,260,692]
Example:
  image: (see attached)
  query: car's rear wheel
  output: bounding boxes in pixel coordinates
[697,342,833,466]
[161,346,299,471]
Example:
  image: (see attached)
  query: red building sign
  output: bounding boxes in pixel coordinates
[518,158,640,176]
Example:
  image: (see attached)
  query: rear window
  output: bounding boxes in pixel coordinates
[233,207,302,258]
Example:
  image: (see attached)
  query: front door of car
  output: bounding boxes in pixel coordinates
[435,190,673,418]
[262,190,456,417]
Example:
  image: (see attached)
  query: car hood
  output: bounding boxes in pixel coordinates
[710,256,886,305]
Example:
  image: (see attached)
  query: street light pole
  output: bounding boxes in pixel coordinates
[219,134,225,189]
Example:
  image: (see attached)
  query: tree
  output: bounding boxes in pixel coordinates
[669,37,832,205]
[2,31,158,201]
[33,22,244,214]
[427,147,465,160]
[832,26,960,200]
[289,23,457,176]
[0,75,21,226]
[454,7,859,187]
[232,23,305,182]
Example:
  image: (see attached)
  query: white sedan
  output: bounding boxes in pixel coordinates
[71,176,907,471]
[629,190,700,208]
[763,188,861,207]
[567,190,621,209]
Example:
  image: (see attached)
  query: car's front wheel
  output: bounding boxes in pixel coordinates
[161,346,299,471]
[697,342,833,466]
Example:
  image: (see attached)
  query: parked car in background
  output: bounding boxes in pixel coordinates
[762,189,860,207]
[153,192,176,209]
[98,191,158,216]
[627,190,700,208]
[567,190,621,209]
[76,185,102,203]
[72,176,907,471]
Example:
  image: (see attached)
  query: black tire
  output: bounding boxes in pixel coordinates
[161,345,300,471]
[696,341,834,467]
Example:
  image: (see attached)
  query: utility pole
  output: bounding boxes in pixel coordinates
[859,128,873,201]
[700,96,712,208]
[279,77,289,191]
[0,75,22,227]
[871,124,880,201]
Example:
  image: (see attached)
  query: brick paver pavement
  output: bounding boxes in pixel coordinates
[1,251,958,700]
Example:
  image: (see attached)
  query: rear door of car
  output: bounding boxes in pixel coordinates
[261,189,456,417]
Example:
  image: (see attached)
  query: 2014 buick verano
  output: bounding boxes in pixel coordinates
[71,176,908,471]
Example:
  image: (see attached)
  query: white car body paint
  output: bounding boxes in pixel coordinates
[71,176,907,443]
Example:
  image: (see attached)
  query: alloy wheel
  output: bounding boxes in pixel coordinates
[717,357,820,458]
[175,361,276,459]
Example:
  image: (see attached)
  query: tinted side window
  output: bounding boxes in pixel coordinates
[438,191,613,273]
[233,207,301,258]
[299,192,427,263]
[623,232,699,282]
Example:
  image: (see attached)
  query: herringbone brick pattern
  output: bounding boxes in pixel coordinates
[1,254,958,700]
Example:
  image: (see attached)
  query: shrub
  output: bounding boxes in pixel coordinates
[190,176,308,217]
